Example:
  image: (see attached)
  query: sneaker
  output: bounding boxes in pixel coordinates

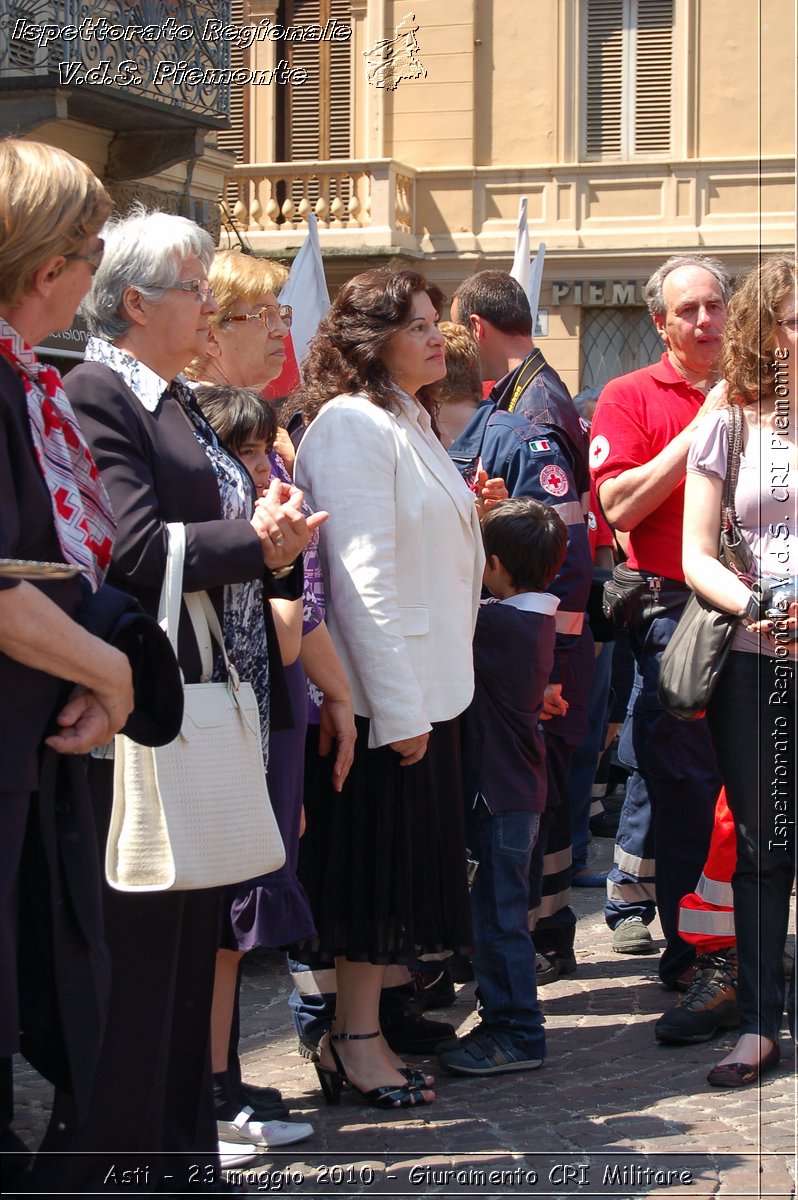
[218,1138,259,1169]
[382,1007,456,1054]
[409,965,456,1011]
[437,1027,544,1076]
[655,949,739,1044]
[612,916,657,954]
[218,1109,314,1148]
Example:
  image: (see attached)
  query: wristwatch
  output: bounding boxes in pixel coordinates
[270,563,294,580]
[739,589,762,620]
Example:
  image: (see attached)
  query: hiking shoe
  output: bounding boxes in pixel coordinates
[655,949,739,1044]
[612,916,657,954]
[409,964,456,1011]
[438,1027,544,1076]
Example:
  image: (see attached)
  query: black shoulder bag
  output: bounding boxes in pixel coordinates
[658,405,754,720]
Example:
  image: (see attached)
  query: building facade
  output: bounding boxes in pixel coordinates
[224,0,796,391]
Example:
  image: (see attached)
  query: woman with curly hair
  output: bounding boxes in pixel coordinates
[292,267,484,1109]
[682,255,797,1087]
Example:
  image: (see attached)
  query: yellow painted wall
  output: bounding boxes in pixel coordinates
[695,0,795,158]
[384,0,475,165]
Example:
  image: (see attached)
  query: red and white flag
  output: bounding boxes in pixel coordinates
[264,214,330,400]
[510,197,546,333]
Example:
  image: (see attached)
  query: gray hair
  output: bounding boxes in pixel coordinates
[643,254,732,320]
[80,204,215,341]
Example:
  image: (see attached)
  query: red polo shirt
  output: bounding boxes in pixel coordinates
[589,354,705,581]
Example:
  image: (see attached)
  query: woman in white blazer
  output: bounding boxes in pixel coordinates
[293,267,484,1111]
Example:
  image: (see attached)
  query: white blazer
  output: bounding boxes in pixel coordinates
[295,391,484,748]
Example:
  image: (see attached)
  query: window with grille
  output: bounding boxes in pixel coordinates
[580,308,662,391]
[583,0,673,159]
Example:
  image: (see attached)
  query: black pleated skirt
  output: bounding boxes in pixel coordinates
[295,715,473,964]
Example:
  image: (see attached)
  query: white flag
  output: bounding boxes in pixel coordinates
[510,197,546,332]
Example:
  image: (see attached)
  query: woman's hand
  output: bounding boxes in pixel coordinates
[540,682,569,721]
[746,599,798,641]
[251,478,328,569]
[46,650,134,755]
[318,695,357,791]
[390,732,429,766]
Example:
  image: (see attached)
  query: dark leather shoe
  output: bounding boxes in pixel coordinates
[382,1007,456,1054]
[707,1041,780,1087]
[409,965,456,1011]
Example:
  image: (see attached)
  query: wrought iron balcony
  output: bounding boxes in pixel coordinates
[0,0,230,129]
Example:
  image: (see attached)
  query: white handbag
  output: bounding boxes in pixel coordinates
[106,523,285,891]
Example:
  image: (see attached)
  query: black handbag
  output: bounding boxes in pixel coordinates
[658,405,751,720]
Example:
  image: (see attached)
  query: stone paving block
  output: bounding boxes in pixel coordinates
[9,844,796,1195]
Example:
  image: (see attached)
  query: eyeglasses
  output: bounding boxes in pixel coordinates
[65,240,105,275]
[776,317,798,330]
[164,278,214,303]
[224,304,293,332]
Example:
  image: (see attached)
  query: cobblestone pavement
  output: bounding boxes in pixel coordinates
[11,837,797,1198]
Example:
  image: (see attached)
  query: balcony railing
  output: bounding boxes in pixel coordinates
[0,0,230,125]
[224,159,417,245]
[222,156,793,258]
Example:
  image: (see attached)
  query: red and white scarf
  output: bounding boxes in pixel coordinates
[0,321,115,591]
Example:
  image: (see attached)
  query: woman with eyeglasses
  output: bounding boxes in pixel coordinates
[682,256,797,1088]
[35,208,321,1191]
[186,250,356,1145]
[291,267,484,1110]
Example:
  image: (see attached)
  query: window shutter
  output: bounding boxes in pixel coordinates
[584,0,673,159]
[284,0,352,161]
[585,0,624,157]
[633,0,673,153]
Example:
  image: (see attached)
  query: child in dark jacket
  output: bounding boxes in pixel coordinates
[438,498,567,1075]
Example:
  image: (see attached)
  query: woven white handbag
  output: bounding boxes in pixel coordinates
[106,523,285,891]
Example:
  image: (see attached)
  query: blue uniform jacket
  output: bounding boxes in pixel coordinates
[449,351,594,743]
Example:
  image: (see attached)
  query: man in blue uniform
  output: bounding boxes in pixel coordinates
[449,270,594,980]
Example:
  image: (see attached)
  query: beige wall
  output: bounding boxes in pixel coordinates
[695,0,795,159]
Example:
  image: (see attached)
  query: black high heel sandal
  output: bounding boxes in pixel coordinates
[313,1031,434,1109]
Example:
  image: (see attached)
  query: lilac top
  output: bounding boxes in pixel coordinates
[687,407,798,657]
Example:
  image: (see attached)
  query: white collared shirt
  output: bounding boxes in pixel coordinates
[500,591,560,614]
[85,336,172,412]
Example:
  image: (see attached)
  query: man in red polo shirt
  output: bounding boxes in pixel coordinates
[590,256,734,1024]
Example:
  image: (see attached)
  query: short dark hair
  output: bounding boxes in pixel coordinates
[453,270,533,337]
[481,498,567,592]
[195,384,277,454]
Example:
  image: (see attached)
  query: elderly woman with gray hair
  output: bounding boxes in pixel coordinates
[33,207,320,1191]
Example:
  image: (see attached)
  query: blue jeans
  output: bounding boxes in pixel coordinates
[467,801,546,1057]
